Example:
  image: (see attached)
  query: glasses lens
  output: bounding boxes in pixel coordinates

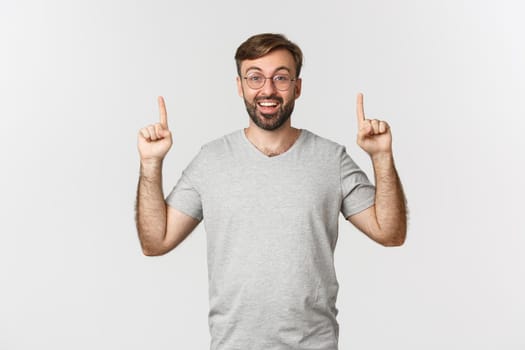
[245,73,293,91]
[246,73,264,89]
[273,75,291,91]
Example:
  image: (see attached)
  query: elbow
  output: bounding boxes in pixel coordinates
[378,229,406,247]
[142,248,162,256]
[381,238,405,247]
[140,242,169,257]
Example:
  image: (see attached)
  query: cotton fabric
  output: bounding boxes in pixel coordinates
[166,128,375,350]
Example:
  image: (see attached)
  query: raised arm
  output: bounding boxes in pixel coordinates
[135,97,200,256]
[347,93,407,246]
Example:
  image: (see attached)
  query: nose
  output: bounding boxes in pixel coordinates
[260,77,278,95]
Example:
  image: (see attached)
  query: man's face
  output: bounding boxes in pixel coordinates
[237,49,302,131]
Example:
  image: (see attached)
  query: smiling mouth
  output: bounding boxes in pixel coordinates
[257,101,279,107]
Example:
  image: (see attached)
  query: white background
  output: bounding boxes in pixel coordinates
[1,0,524,349]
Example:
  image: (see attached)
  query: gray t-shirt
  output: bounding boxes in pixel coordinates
[166,128,375,350]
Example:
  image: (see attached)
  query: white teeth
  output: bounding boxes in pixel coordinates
[259,102,277,107]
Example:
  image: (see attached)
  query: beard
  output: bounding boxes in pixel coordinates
[243,94,295,131]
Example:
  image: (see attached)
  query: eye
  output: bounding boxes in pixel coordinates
[247,74,263,82]
[273,75,290,82]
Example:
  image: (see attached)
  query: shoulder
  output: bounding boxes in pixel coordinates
[196,129,242,159]
[301,129,346,157]
[182,130,241,176]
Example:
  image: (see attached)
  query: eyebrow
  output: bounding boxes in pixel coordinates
[244,66,292,75]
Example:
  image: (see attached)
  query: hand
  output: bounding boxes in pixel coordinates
[356,93,392,157]
[138,96,173,163]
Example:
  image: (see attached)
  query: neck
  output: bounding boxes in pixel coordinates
[244,122,301,157]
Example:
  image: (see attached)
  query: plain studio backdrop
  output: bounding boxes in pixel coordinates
[1,0,523,349]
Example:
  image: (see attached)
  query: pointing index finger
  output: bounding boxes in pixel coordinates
[158,96,168,129]
[356,92,365,126]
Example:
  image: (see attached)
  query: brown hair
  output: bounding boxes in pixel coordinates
[234,33,303,78]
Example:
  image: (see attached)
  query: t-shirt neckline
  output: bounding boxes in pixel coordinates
[240,128,307,160]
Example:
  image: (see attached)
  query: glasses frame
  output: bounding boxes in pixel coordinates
[243,73,297,91]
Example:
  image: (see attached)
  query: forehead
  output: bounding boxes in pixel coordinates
[240,49,296,75]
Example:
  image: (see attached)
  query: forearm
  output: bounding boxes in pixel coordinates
[371,152,407,245]
[135,160,168,253]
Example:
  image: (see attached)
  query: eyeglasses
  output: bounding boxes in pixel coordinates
[243,72,296,91]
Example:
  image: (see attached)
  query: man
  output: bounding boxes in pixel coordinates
[135,33,406,350]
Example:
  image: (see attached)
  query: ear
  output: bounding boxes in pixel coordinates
[236,76,244,97]
[294,78,302,100]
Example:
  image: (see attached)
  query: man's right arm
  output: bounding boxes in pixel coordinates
[135,97,200,256]
[136,160,200,256]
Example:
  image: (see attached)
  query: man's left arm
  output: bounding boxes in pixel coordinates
[347,93,407,246]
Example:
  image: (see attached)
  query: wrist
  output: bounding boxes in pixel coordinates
[370,151,393,164]
[140,158,163,170]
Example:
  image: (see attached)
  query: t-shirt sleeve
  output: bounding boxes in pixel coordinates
[340,147,376,218]
[165,148,205,221]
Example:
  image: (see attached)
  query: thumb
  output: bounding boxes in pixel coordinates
[159,128,171,138]
[358,121,372,140]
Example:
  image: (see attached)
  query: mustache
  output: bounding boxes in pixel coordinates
[255,95,283,103]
